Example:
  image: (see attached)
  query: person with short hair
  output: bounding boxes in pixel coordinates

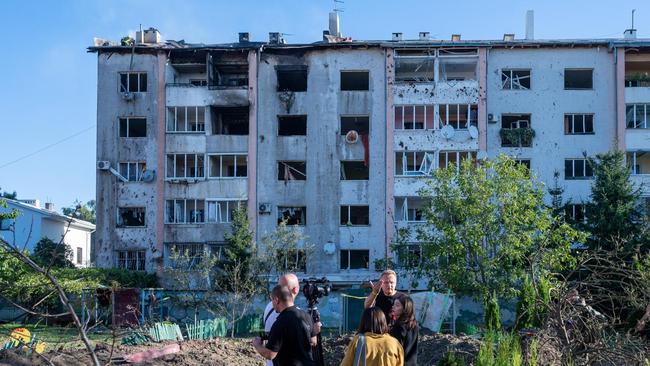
[341,307,404,366]
[389,294,418,366]
[253,285,316,366]
[364,270,400,324]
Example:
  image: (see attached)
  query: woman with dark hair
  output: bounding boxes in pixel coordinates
[390,294,418,366]
[341,307,404,366]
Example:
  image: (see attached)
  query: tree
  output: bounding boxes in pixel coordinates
[259,220,312,287]
[418,155,583,314]
[547,170,567,220]
[62,199,96,224]
[31,237,74,268]
[586,150,649,252]
[0,187,17,200]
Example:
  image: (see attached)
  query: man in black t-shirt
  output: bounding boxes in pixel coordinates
[364,269,400,324]
[253,285,316,366]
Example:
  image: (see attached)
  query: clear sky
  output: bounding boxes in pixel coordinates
[0,0,648,212]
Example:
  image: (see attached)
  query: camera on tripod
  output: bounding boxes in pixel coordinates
[302,277,331,306]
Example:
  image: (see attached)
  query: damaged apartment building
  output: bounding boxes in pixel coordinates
[90,15,650,285]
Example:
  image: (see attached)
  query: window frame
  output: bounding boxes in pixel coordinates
[438,151,477,172]
[340,205,370,226]
[501,68,531,90]
[564,68,594,90]
[116,250,146,271]
[206,199,246,223]
[395,151,435,177]
[564,159,593,180]
[394,105,435,130]
[166,106,206,133]
[564,113,595,135]
[438,104,478,130]
[118,161,147,182]
[119,117,147,138]
[117,207,146,228]
[626,104,650,129]
[340,249,370,270]
[277,206,307,226]
[340,70,370,91]
[165,199,206,224]
[207,154,248,179]
[119,72,148,93]
[165,153,206,180]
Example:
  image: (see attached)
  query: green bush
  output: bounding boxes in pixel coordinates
[516,276,551,330]
[484,292,501,331]
[438,351,466,366]
[477,332,524,366]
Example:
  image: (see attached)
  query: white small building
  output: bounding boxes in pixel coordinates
[0,199,95,267]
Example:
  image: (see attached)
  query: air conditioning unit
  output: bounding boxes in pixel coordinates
[488,114,498,124]
[97,161,110,170]
[258,203,272,214]
[121,92,134,101]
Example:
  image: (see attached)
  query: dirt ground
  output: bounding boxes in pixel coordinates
[0,333,481,366]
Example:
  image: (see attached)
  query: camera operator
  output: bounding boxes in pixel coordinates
[364,270,400,324]
[263,274,320,366]
[253,285,316,366]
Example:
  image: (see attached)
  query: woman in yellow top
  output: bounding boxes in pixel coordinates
[341,307,404,366]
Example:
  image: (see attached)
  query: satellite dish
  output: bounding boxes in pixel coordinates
[345,130,359,144]
[441,125,455,139]
[468,126,479,139]
[477,151,488,160]
[141,170,156,183]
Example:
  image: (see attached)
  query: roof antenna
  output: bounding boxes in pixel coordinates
[333,0,344,13]
[624,9,637,39]
[631,9,635,30]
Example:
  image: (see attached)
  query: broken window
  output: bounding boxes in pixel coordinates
[340,161,369,180]
[208,53,248,88]
[277,206,306,225]
[566,204,587,224]
[167,107,206,132]
[394,105,434,130]
[626,104,650,129]
[165,199,205,224]
[340,205,370,226]
[396,244,421,268]
[168,243,205,269]
[340,116,370,135]
[395,151,435,176]
[501,69,531,90]
[117,207,146,227]
[189,79,208,87]
[627,151,650,175]
[565,159,593,179]
[395,197,426,222]
[276,250,307,272]
[439,57,477,81]
[438,151,477,172]
[341,71,369,91]
[278,161,307,181]
[394,52,435,83]
[116,250,146,271]
[564,69,593,90]
[207,242,227,261]
[119,72,147,93]
[166,154,205,179]
[501,114,532,147]
[564,114,594,135]
[340,249,369,270]
[119,117,146,137]
[276,66,308,92]
[515,159,531,171]
[208,154,247,178]
[439,104,477,129]
[211,107,249,135]
[118,161,146,182]
[207,200,246,223]
[278,115,307,136]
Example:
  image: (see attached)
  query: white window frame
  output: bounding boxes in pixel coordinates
[567,204,587,223]
[501,69,531,90]
[626,104,650,129]
[118,161,147,182]
[438,151,477,172]
[166,154,205,179]
[208,154,248,178]
[565,159,593,180]
[116,250,146,271]
[439,104,477,130]
[395,151,435,177]
[119,72,147,93]
[167,106,206,133]
[394,105,433,130]
[119,117,146,138]
[565,113,594,135]
[627,151,650,175]
[396,197,426,223]
[165,199,205,224]
[206,199,246,223]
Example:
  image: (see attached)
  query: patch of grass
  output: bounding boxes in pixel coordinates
[0,323,116,351]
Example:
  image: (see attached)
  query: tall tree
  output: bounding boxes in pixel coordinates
[0,187,17,200]
[586,150,648,252]
[62,200,96,224]
[418,155,582,316]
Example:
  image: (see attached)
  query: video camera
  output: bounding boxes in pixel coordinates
[302,277,331,306]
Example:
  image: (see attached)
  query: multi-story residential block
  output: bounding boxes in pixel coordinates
[89,20,650,285]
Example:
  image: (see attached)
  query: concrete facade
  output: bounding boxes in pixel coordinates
[90,31,650,284]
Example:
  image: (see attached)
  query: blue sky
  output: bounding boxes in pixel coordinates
[0,0,648,212]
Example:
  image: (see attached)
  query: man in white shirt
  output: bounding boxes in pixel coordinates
[263,273,320,366]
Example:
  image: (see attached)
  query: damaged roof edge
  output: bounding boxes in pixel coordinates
[88,38,650,53]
